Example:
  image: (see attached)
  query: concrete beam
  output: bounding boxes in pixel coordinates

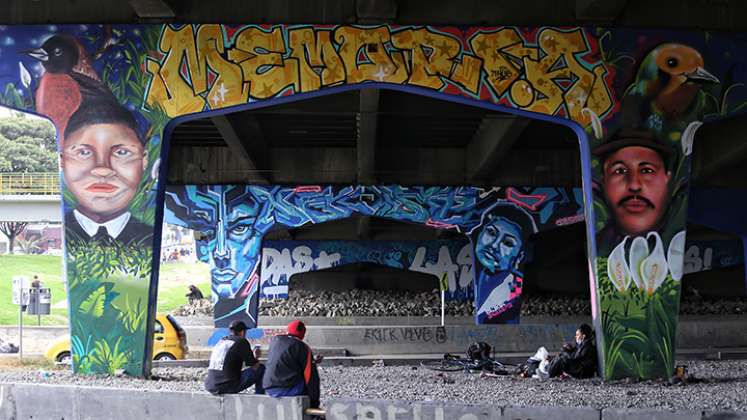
[357,216,371,239]
[210,115,269,184]
[357,89,379,185]
[0,195,61,222]
[128,0,175,19]
[693,116,747,181]
[356,0,398,23]
[574,0,627,22]
[465,115,530,183]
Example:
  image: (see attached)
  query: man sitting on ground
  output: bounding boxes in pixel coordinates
[263,320,322,408]
[547,323,597,379]
[204,320,265,394]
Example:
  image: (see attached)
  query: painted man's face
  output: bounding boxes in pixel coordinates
[61,123,147,223]
[188,187,265,298]
[602,146,671,237]
[476,216,524,274]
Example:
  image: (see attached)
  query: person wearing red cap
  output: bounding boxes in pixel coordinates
[204,320,265,395]
[262,320,322,408]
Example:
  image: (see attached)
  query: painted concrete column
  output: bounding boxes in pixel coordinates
[467,202,537,324]
[588,42,718,379]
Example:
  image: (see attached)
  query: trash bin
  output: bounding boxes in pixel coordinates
[27,288,51,315]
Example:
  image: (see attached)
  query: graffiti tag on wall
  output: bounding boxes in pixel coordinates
[260,240,473,300]
[144,24,614,126]
[165,184,582,328]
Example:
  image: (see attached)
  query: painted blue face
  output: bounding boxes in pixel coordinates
[186,186,266,298]
[476,216,524,274]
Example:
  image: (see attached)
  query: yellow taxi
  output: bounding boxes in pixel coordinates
[45,314,188,363]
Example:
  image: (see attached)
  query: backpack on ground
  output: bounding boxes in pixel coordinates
[467,341,492,361]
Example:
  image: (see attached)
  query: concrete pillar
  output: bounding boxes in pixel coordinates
[467,202,537,324]
[588,124,696,380]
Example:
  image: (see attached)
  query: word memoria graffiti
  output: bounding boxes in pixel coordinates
[145,24,614,125]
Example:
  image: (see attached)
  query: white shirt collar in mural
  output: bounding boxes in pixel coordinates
[74,210,131,239]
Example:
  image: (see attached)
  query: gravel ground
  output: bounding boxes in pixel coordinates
[3,361,747,411]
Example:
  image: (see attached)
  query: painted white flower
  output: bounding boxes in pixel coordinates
[681,121,702,156]
[150,157,161,181]
[607,236,631,292]
[582,107,603,140]
[640,232,668,294]
[667,230,686,281]
[18,61,31,89]
[628,236,649,290]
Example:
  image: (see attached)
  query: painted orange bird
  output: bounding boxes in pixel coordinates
[621,43,719,140]
[23,35,116,140]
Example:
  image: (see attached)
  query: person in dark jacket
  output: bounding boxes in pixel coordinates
[263,320,322,408]
[547,323,598,379]
[186,284,204,303]
[204,320,265,394]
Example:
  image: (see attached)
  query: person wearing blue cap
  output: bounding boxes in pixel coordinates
[204,320,265,395]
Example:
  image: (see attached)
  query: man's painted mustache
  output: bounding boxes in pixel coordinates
[617,195,655,208]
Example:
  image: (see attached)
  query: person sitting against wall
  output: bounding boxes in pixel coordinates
[204,320,265,395]
[546,323,598,379]
[263,320,322,408]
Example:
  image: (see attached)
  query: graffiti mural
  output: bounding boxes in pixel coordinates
[260,239,474,300]
[683,239,745,275]
[0,23,744,378]
[144,25,614,125]
[0,25,165,376]
[164,185,582,328]
[587,33,747,379]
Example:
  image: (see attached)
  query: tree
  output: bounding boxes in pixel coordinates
[0,116,58,173]
[0,222,28,255]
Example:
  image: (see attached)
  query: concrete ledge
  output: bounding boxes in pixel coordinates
[327,398,501,419]
[602,408,702,420]
[504,405,600,420]
[0,382,309,420]
[2,385,747,420]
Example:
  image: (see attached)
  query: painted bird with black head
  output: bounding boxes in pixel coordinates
[23,34,117,140]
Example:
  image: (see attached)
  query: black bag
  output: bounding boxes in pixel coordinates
[467,341,492,361]
[516,358,541,377]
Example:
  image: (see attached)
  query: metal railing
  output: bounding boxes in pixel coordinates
[0,172,60,195]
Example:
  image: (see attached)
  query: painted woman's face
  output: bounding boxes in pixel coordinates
[62,123,147,222]
[476,216,524,274]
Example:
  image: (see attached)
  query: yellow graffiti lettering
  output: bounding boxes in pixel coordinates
[287,28,345,92]
[450,54,482,94]
[145,25,206,117]
[143,25,613,126]
[521,29,603,118]
[334,26,407,84]
[391,29,459,90]
[470,29,524,97]
[196,25,249,109]
[229,27,299,99]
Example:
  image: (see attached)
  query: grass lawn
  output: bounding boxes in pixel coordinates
[0,255,211,326]
[0,255,68,326]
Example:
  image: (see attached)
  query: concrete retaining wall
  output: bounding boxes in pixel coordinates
[1,384,745,420]
[326,399,747,420]
[6,315,747,356]
[185,315,747,355]
[0,383,309,420]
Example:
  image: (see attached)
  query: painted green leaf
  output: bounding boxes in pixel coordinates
[78,285,107,317]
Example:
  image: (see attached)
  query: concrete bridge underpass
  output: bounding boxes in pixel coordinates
[0,173,61,222]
